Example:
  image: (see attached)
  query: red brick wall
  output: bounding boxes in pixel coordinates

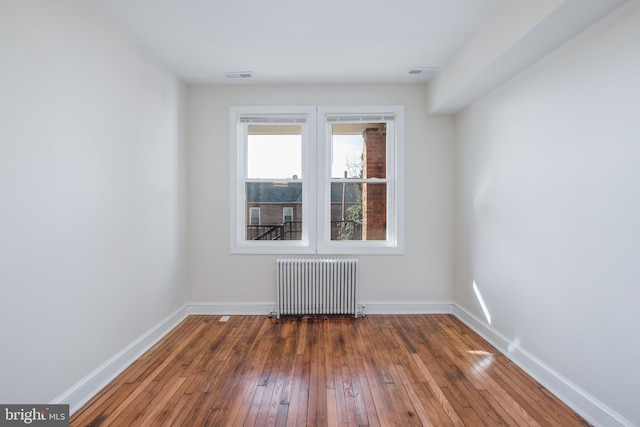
[362,128,387,240]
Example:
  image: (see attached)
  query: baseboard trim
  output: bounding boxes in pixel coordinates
[361,301,455,314]
[188,301,457,316]
[452,304,633,427]
[187,302,275,316]
[54,301,632,426]
[51,304,191,415]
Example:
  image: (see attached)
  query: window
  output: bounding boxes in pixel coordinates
[230,105,404,254]
[283,207,294,223]
[249,207,261,225]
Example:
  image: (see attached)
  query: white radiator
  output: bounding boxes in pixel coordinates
[276,258,361,319]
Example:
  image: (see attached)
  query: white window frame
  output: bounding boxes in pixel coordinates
[230,105,404,255]
[249,207,261,225]
[283,207,294,223]
[317,105,404,255]
[230,106,316,254]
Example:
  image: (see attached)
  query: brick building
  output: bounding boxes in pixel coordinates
[362,126,387,240]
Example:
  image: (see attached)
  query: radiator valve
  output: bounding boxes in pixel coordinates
[356,304,366,318]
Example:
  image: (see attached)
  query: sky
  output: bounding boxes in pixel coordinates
[247,134,363,179]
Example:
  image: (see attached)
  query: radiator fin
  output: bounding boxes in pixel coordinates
[276,258,359,318]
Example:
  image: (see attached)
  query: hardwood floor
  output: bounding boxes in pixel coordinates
[71,314,590,426]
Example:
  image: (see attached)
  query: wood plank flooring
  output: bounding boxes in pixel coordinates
[71,314,591,426]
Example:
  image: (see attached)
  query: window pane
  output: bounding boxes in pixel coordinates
[246,182,302,241]
[331,133,363,179]
[331,123,385,179]
[330,182,386,241]
[247,125,302,179]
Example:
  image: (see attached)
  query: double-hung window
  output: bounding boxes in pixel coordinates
[230,105,404,254]
[249,207,261,225]
[283,207,294,223]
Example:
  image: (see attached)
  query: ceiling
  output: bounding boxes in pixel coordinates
[91,0,499,85]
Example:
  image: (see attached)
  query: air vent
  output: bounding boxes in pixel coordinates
[225,71,254,79]
[408,67,439,76]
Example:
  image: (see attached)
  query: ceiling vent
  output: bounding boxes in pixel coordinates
[225,71,254,79]
[408,67,439,76]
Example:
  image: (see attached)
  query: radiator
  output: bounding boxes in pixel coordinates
[276,258,361,319]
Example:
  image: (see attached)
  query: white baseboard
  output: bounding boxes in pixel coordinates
[54,301,632,426]
[361,300,455,314]
[188,301,457,316]
[51,305,191,415]
[452,305,633,427]
[187,302,275,315]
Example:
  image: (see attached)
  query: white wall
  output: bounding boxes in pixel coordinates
[454,2,640,425]
[187,85,455,306]
[0,1,187,403]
